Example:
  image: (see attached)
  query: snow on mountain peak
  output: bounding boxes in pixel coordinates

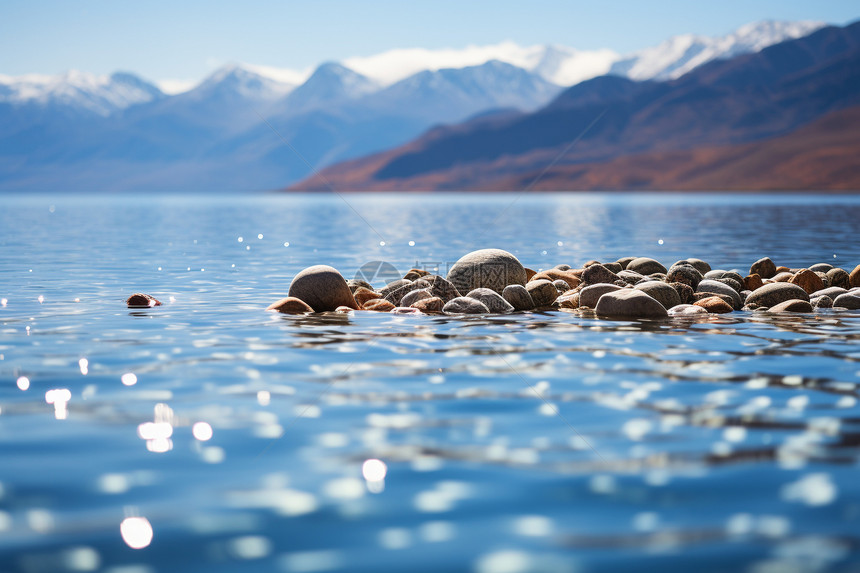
[0,69,163,116]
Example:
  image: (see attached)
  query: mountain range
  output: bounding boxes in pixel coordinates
[293,21,860,192]
[0,20,832,192]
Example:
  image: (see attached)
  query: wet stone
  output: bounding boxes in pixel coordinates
[616,256,637,270]
[363,299,396,312]
[694,296,734,314]
[850,264,860,288]
[527,279,560,307]
[811,295,833,309]
[400,288,432,307]
[391,306,423,314]
[750,257,777,279]
[833,293,860,310]
[127,293,161,308]
[669,282,695,304]
[288,265,358,312]
[266,296,312,314]
[745,282,810,309]
[789,269,825,295]
[697,279,741,309]
[347,279,374,293]
[385,279,431,306]
[466,288,514,313]
[668,304,708,316]
[744,274,764,291]
[502,284,535,311]
[582,264,620,285]
[411,296,444,313]
[827,268,850,289]
[634,281,681,310]
[447,248,527,295]
[768,299,814,313]
[627,257,667,275]
[579,283,623,308]
[666,264,703,289]
[443,297,490,315]
[595,289,668,319]
[353,287,382,307]
[812,286,848,299]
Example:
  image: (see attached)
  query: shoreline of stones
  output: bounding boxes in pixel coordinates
[130,248,860,318]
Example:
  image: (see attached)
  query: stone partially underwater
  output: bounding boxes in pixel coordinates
[267,251,860,319]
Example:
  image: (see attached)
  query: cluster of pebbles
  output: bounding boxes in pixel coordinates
[262,249,860,319]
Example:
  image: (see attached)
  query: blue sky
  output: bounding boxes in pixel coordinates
[1,0,858,82]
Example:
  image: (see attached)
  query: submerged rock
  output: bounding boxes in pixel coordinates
[502,285,535,311]
[288,265,358,312]
[768,299,814,313]
[443,297,490,315]
[595,289,668,319]
[447,249,527,294]
[745,282,810,309]
[411,297,444,313]
[363,299,396,312]
[266,296,313,314]
[466,288,514,313]
[126,293,161,308]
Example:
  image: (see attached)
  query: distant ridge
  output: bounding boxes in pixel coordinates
[291,21,860,192]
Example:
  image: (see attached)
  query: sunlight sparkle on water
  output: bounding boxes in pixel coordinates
[1,298,6,307]
[78,358,88,375]
[362,459,387,482]
[120,517,153,549]
[192,422,213,441]
[121,373,137,386]
[16,376,30,390]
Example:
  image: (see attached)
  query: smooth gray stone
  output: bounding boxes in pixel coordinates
[616,256,637,270]
[672,258,711,275]
[582,264,620,285]
[626,257,667,275]
[554,264,571,271]
[400,288,432,307]
[697,279,742,309]
[833,293,860,309]
[526,279,559,307]
[745,282,810,308]
[447,248,527,294]
[466,288,514,313]
[635,281,681,310]
[713,276,744,294]
[811,295,833,309]
[667,304,708,316]
[617,270,645,284]
[503,284,535,311]
[768,299,814,313]
[603,262,623,274]
[442,297,490,315]
[579,283,622,308]
[669,282,695,304]
[666,264,703,289]
[811,286,847,299]
[288,265,358,312]
[552,279,570,292]
[809,263,834,273]
[379,279,412,298]
[384,279,430,306]
[347,279,373,293]
[595,289,668,319]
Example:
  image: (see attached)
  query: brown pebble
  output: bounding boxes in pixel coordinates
[530,269,581,290]
[788,269,824,295]
[403,268,430,281]
[266,296,313,314]
[850,264,860,288]
[524,267,537,281]
[693,296,734,314]
[775,266,790,273]
[353,287,381,307]
[411,297,444,313]
[772,272,794,283]
[126,293,161,308]
[744,274,763,291]
[363,299,396,312]
[768,299,814,313]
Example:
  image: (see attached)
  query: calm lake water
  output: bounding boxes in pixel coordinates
[1,192,860,573]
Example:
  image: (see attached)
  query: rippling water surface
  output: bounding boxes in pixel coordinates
[1,192,860,573]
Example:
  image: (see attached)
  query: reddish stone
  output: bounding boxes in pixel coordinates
[744,273,763,291]
[363,299,396,312]
[126,293,161,308]
[788,269,824,294]
[693,296,734,314]
[266,296,313,314]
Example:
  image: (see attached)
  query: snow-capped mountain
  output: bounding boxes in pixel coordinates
[0,70,163,116]
[190,64,297,102]
[368,60,562,121]
[280,62,381,115]
[610,20,825,80]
